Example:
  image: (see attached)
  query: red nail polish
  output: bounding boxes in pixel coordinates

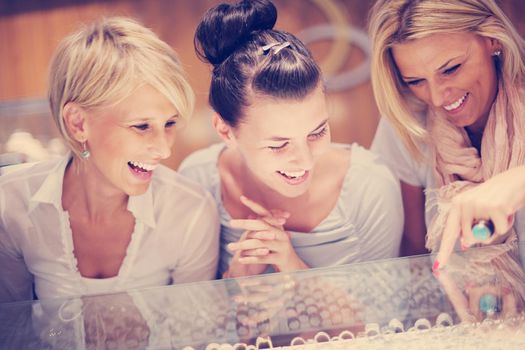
[432,260,440,272]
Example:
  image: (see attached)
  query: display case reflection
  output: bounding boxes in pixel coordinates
[1,249,525,349]
[28,258,440,348]
[435,243,525,323]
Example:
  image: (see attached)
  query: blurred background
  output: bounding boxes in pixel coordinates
[1,0,524,170]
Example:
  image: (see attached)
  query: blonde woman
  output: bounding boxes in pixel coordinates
[0,17,219,302]
[369,0,525,267]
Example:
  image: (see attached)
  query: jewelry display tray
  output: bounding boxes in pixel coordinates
[1,244,524,350]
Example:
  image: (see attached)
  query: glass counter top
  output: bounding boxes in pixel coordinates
[1,244,524,349]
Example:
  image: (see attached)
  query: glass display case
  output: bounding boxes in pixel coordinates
[1,244,524,349]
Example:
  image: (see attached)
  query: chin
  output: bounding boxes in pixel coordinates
[446,116,471,129]
[124,185,150,196]
[275,184,309,199]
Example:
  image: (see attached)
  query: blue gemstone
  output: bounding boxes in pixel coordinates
[472,224,491,240]
[479,294,498,313]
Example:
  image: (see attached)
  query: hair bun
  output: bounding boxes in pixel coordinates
[195,0,277,66]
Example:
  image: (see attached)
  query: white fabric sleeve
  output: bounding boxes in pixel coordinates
[171,192,220,283]
[354,160,404,260]
[371,117,426,187]
[0,199,34,302]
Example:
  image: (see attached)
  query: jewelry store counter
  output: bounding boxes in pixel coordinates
[1,244,524,349]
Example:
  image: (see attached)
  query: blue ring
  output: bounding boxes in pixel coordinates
[479,294,498,314]
[472,220,494,241]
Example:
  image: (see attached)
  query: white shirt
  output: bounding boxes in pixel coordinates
[0,155,220,302]
[179,143,404,276]
[372,117,525,260]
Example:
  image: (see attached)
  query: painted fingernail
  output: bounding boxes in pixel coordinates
[432,260,440,272]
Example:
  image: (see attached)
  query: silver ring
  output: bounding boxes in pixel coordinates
[388,318,405,333]
[436,312,454,327]
[414,318,432,330]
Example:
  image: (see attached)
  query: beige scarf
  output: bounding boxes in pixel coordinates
[425,78,525,258]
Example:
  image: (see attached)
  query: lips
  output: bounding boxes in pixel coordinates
[444,93,468,112]
[128,161,158,172]
[277,170,306,179]
[276,169,309,185]
[128,161,157,180]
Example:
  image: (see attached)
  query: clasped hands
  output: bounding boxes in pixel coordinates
[224,195,308,278]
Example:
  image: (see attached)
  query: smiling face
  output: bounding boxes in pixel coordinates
[231,84,330,198]
[392,32,499,134]
[83,85,178,196]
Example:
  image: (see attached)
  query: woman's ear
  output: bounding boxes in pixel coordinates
[63,103,88,142]
[487,37,502,54]
[212,114,236,147]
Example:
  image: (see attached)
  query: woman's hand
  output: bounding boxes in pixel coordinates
[435,166,525,269]
[224,230,269,278]
[225,196,308,276]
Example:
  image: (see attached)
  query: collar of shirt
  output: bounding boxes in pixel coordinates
[28,154,156,229]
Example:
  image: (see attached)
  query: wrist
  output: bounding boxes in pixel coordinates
[277,254,308,273]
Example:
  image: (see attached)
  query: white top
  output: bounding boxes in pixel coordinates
[179,143,404,276]
[0,155,220,302]
[371,117,525,260]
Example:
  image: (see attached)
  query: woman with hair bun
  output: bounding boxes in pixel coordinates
[180,0,403,278]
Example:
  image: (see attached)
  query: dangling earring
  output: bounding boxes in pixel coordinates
[493,50,501,57]
[80,142,90,159]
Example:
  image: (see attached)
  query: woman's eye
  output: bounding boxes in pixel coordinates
[132,124,149,131]
[406,79,423,87]
[308,126,327,140]
[165,120,177,128]
[444,64,461,75]
[268,142,288,152]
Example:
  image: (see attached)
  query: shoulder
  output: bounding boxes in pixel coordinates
[177,143,224,189]
[341,145,404,243]
[347,143,398,185]
[151,165,214,204]
[371,117,433,187]
[0,158,62,199]
[0,158,65,231]
[1,158,58,184]
[179,143,224,172]
[339,143,402,217]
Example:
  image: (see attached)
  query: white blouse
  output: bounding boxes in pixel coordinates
[0,155,220,302]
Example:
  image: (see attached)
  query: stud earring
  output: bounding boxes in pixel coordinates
[493,50,501,57]
[80,142,90,159]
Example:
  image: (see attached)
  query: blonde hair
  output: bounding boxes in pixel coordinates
[48,17,195,157]
[368,0,525,159]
